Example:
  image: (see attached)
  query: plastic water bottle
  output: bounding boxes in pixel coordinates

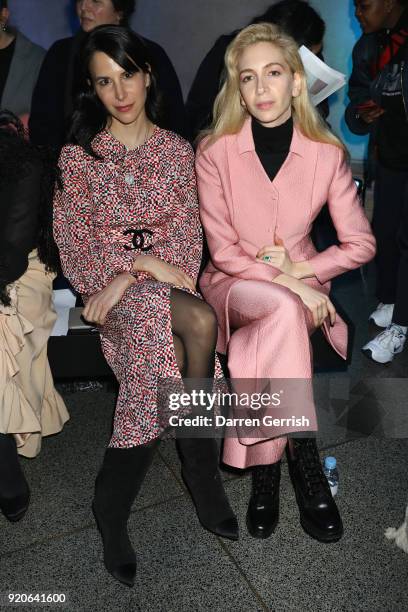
[323,456,339,497]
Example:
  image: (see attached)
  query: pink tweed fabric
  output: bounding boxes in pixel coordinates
[54,128,204,447]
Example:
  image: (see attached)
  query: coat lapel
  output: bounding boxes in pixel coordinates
[229,117,317,250]
[236,116,308,191]
[2,32,44,114]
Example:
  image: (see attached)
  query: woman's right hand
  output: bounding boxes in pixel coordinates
[134,255,196,291]
[275,276,336,327]
[292,281,336,327]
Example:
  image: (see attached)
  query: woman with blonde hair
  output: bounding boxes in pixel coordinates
[196,23,376,542]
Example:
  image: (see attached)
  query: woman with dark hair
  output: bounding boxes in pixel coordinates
[29,0,187,147]
[0,0,45,126]
[346,0,408,363]
[0,111,69,522]
[186,0,327,139]
[53,25,238,588]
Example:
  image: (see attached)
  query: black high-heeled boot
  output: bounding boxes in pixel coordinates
[0,434,30,522]
[246,461,281,539]
[176,437,239,541]
[92,440,158,587]
[287,438,343,543]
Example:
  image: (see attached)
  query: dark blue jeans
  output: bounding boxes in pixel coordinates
[372,163,408,325]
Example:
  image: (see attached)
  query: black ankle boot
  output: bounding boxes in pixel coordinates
[287,438,343,543]
[246,461,281,539]
[177,437,239,541]
[92,440,158,587]
[0,434,30,522]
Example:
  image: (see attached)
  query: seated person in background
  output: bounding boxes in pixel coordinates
[0,111,69,523]
[187,0,327,140]
[29,0,188,147]
[346,0,408,364]
[0,0,45,128]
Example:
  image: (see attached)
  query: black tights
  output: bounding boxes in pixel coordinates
[170,288,217,397]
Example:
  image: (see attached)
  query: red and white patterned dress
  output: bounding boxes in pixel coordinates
[53,127,203,447]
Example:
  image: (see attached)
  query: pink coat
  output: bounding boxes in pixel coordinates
[196,118,376,358]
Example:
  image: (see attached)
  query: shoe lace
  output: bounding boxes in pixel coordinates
[252,463,280,496]
[296,439,328,497]
[377,325,406,349]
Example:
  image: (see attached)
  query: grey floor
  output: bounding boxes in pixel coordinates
[1,264,407,612]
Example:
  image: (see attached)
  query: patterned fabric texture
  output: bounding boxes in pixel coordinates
[54,127,207,447]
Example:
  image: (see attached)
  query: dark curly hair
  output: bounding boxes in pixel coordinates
[68,25,161,157]
[0,111,60,305]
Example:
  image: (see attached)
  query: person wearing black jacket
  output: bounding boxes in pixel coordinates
[29,0,188,147]
[186,0,328,141]
[0,111,69,523]
[346,0,408,364]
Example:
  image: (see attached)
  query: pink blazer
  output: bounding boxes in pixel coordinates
[195,118,376,357]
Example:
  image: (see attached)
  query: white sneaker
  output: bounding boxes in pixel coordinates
[362,324,406,364]
[369,303,395,327]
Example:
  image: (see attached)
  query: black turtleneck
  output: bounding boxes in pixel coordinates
[252,116,293,182]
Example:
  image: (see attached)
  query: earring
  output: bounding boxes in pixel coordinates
[1,22,6,32]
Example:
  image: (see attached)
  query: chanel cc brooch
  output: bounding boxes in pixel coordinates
[123,228,153,251]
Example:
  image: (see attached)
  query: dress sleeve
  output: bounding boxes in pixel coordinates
[307,148,376,284]
[53,146,136,296]
[174,145,203,282]
[152,143,203,283]
[195,142,281,282]
[0,158,41,289]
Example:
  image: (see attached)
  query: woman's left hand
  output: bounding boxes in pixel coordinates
[82,272,136,326]
[257,235,294,276]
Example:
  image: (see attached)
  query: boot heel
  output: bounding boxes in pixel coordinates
[92,501,136,587]
[287,438,343,543]
[178,438,239,541]
[181,467,239,541]
[0,492,31,522]
[92,441,158,587]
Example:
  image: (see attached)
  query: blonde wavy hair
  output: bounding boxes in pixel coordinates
[200,22,347,155]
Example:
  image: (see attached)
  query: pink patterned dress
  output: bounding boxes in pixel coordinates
[53,127,203,447]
